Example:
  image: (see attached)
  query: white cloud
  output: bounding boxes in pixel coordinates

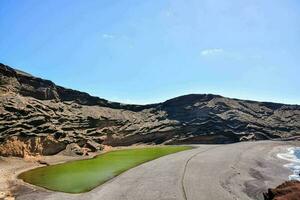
[102,34,115,39]
[200,48,224,56]
[200,48,263,61]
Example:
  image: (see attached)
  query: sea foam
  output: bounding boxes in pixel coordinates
[277,147,300,181]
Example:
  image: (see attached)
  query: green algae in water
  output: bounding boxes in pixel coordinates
[19,146,192,193]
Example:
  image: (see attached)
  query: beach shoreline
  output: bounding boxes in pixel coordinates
[0,141,299,200]
[0,144,173,199]
[277,147,300,181]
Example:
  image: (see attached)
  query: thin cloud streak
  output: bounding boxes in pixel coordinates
[201,48,224,56]
[102,34,115,39]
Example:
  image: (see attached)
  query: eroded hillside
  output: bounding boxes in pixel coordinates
[0,63,299,157]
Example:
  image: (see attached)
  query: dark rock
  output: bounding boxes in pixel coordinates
[0,63,300,157]
[85,140,104,152]
[37,160,50,166]
[64,143,84,156]
[26,116,47,126]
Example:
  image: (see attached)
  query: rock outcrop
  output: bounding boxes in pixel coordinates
[264,181,300,200]
[0,63,300,157]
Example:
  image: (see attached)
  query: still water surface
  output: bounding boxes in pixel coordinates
[19,146,192,193]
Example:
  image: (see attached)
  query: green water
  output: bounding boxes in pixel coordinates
[19,146,192,193]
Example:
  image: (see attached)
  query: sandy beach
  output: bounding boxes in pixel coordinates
[1,141,298,200]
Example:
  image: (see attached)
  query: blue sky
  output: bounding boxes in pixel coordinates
[0,0,299,104]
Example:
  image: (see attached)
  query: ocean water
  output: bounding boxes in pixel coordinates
[277,147,300,181]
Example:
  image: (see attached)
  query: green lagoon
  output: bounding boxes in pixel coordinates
[19,146,192,193]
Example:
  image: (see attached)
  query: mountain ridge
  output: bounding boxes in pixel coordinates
[2,63,299,107]
[0,63,299,157]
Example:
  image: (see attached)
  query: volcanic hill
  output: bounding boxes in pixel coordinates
[0,63,299,157]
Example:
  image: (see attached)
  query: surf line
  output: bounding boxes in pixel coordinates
[277,147,300,181]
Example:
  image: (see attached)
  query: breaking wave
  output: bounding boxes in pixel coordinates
[277,147,300,181]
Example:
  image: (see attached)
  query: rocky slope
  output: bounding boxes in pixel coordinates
[0,63,300,157]
[264,181,300,200]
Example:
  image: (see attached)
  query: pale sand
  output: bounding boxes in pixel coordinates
[1,141,298,200]
[0,154,94,200]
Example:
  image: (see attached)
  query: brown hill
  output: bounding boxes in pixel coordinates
[0,63,299,157]
[264,181,300,200]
